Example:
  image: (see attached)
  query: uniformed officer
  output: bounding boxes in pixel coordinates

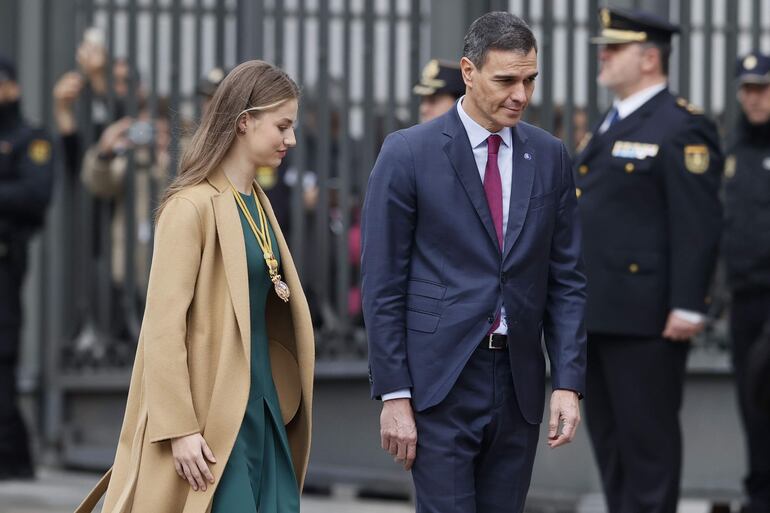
[0,55,54,480]
[413,59,465,122]
[722,51,770,513]
[574,9,723,513]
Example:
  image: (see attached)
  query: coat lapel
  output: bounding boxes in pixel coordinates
[442,109,500,252]
[503,125,535,261]
[209,169,251,357]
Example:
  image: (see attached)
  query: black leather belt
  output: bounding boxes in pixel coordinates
[481,333,508,350]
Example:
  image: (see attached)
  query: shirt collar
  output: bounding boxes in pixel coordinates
[613,82,667,120]
[457,96,513,150]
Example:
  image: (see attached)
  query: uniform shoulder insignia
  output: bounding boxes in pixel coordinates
[256,166,278,190]
[28,138,52,165]
[686,102,703,115]
[675,97,703,115]
[684,144,709,174]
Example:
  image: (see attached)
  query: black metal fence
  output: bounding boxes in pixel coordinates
[3,0,768,467]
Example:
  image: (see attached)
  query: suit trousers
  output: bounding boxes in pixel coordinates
[731,289,770,513]
[585,333,688,513]
[0,328,33,471]
[411,344,539,513]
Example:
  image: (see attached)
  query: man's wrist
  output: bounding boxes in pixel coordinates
[382,388,411,401]
[672,308,705,324]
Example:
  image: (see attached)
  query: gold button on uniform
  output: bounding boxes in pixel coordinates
[579,165,589,175]
[576,187,582,198]
[629,263,639,273]
[625,162,635,173]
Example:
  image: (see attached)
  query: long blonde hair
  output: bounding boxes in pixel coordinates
[157,60,299,216]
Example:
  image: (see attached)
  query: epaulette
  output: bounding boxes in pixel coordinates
[676,96,703,115]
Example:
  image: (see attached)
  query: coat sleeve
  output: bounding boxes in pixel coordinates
[80,146,124,198]
[143,196,204,443]
[360,131,417,399]
[662,114,723,313]
[543,142,588,397]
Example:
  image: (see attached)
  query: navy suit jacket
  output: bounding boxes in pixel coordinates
[361,106,587,424]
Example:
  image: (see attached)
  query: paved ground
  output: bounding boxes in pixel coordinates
[0,468,736,513]
[0,468,413,513]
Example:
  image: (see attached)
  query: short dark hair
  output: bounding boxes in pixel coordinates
[462,12,538,69]
[642,41,672,75]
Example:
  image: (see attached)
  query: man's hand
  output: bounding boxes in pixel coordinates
[662,311,703,342]
[547,389,580,449]
[380,398,417,471]
[170,433,217,491]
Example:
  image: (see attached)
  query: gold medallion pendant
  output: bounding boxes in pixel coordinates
[265,252,291,302]
[229,177,291,302]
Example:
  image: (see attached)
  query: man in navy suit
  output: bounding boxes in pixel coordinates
[361,12,587,513]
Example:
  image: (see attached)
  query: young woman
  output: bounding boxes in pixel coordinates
[76,60,314,513]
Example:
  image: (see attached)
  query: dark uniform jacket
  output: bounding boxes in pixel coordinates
[0,101,54,330]
[722,115,770,292]
[574,88,722,336]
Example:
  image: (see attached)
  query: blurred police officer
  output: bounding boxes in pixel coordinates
[413,59,465,122]
[574,9,722,513]
[0,55,54,480]
[723,52,770,513]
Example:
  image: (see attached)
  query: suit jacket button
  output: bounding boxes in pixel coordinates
[576,187,582,198]
[629,263,640,274]
[487,316,494,324]
[500,272,507,283]
[579,165,589,175]
[625,162,635,173]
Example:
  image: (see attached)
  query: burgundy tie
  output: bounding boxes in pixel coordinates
[484,134,503,332]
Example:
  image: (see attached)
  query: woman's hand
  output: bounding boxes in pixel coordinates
[170,433,217,491]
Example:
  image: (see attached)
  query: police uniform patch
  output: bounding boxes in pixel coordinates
[28,139,52,165]
[724,154,736,178]
[684,145,709,174]
[256,166,278,190]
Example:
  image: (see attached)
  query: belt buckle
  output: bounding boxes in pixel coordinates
[487,333,503,350]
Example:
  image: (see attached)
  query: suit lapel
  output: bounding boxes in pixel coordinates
[503,126,535,261]
[209,171,251,357]
[442,109,500,252]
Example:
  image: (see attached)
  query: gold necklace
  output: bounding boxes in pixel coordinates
[228,178,290,302]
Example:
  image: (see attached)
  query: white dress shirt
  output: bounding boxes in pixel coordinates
[599,82,667,133]
[598,81,705,325]
[382,98,514,401]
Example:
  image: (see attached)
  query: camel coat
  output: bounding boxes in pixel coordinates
[75,168,315,513]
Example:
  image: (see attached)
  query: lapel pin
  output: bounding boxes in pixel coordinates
[524,153,532,160]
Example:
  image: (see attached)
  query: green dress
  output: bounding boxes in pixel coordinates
[211,192,300,513]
